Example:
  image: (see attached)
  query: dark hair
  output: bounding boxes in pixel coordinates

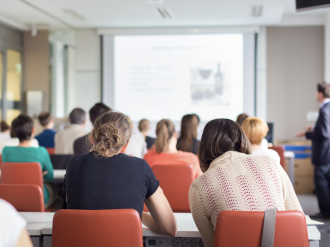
[0,120,10,132]
[89,103,112,126]
[192,114,200,124]
[177,115,197,152]
[155,119,176,153]
[92,112,131,158]
[317,82,330,98]
[38,112,52,127]
[11,114,34,142]
[138,119,150,132]
[69,108,86,125]
[236,113,249,126]
[198,119,252,172]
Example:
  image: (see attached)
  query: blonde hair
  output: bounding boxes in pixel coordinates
[138,119,150,132]
[125,115,133,129]
[155,119,175,153]
[241,117,269,145]
[92,112,131,158]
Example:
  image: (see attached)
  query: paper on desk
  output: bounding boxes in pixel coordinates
[306,218,324,226]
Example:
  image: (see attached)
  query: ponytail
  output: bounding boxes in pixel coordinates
[155,119,175,153]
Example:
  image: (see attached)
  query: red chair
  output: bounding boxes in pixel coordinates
[151,164,194,212]
[1,162,44,194]
[52,209,143,247]
[0,184,44,212]
[269,145,286,169]
[46,148,55,155]
[213,210,309,247]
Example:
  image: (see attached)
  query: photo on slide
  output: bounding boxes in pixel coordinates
[190,61,230,106]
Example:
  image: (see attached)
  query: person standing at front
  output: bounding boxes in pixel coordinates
[297,82,330,218]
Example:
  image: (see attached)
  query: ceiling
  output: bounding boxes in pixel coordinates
[0,0,329,30]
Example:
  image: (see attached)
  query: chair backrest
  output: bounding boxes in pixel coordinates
[52,209,143,247]
[49,154,73,169]
[1,162,43,192]
[152,164,194,212]
[46,148,55,155]
[269,145,285,169]
[0,184,44,212]
[213,210,309,247]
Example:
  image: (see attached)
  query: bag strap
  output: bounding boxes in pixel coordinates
[261,208,276,247]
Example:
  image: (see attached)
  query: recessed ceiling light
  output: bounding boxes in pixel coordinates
[63,9,86,21]
[148,0,164,4]
[155,7,174,19]
[251,6,263,17]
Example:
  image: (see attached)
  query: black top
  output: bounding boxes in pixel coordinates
[306,102,330,165]
[146,136,156,149]
[73,133,92,155]
[177,138,200,155]
[65,152,159,218]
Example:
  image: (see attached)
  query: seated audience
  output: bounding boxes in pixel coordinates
[124,116,147,158]
[74,103,112,155]
[2,114,54,207]
[35,112,56,148]
[189,119,302,247]
[65,112,177,236]
[138,119,155,149]
[0,120,11,153]
[144,119,202,179]
[241,117,280,164]
[0,199,33,247]
[236,113,269,149]
[55,108,87,154]
[177,114,200,155]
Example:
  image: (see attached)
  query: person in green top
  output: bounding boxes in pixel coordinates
[2,114,54,206]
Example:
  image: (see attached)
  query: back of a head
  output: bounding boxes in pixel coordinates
[191,114,200,124]
[138,119,150,132]
[69,108,86,125]
[317,82,330,98]
[11,114,34,142]
[155,119,175,153]
[199,118,251,173]
[178,114,197,152]
[92,112,131,158]
[0,120,10,132]
[236,113,249,126]
[125,115,133,129]
[38,112,52,127]
[89,103,112,126]
[241,117,269,145]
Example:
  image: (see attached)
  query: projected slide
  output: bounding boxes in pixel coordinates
[114,34,243,121]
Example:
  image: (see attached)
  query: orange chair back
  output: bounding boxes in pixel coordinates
[213,210,309,247]
[152,164,194,212]
[52,209,143,247]
[1,162,43,193]
[269,145,285,169]
[0,184,44,212]
[0,154,2,169]
[46,148,55,155]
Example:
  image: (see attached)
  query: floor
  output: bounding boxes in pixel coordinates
[298,194,330,247]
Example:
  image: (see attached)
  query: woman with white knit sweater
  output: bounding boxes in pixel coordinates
[189,119,303,247]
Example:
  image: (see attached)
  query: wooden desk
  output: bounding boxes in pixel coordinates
[21,212,321,247]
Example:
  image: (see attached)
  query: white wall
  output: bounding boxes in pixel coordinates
[74,29,101,131]
[267,26,324,141]
[325,12,330,82]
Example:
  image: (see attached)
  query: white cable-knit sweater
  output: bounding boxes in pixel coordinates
[189,151,303,247]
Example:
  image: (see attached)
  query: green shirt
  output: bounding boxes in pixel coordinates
[2,146,54,204]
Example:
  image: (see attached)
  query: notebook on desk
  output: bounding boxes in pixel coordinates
[306,218,324,226]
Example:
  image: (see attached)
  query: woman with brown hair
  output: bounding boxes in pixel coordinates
[177,114,200,155]
[189,119,302,247]
[144,119,202,179]
[65,112,177,237]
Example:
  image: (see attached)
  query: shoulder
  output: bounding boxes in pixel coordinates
[179,151,199,161]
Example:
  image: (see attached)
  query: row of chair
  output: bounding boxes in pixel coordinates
[51,209,308,247]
